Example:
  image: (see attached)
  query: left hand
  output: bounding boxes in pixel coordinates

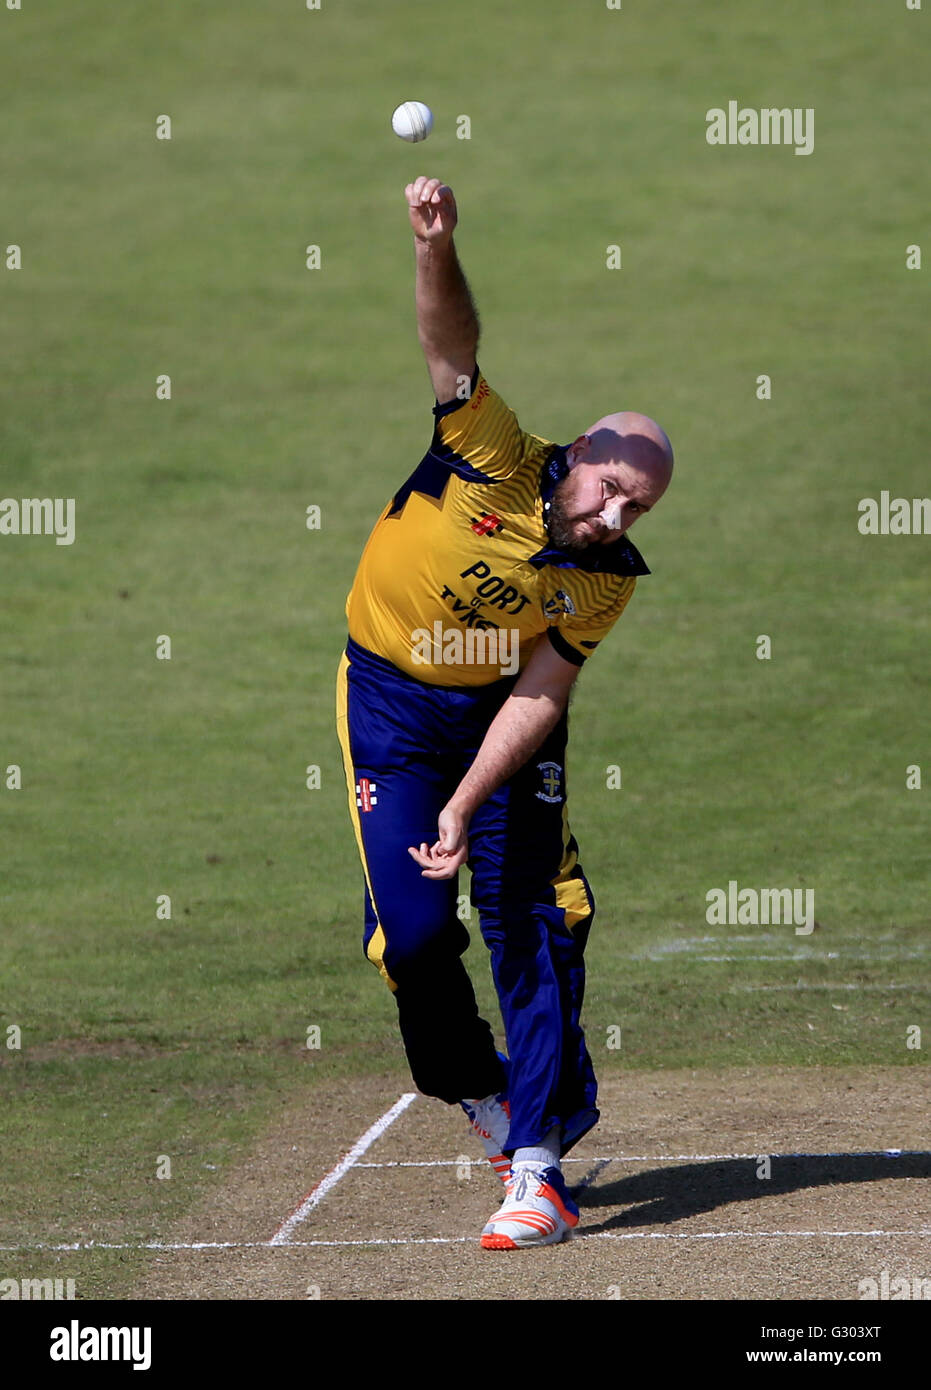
[408,804,469,880]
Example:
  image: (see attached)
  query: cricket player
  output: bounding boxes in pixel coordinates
[335,176,673,1248]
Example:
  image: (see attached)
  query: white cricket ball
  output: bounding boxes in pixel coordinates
[391,100,434,143]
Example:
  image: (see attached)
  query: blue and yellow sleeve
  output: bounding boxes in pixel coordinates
[432,365,526,483]
[547,577,638,666]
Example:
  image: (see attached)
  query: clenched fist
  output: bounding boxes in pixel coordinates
[406,176,458,246]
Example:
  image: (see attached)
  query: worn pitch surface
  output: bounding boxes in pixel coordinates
[130,1067,930,1301]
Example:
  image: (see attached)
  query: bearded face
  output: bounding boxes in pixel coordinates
[544,473,608,557]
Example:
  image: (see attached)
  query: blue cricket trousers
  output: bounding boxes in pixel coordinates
[335,636,599,1156]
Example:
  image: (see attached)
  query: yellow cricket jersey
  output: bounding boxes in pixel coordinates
[344,365,650,687]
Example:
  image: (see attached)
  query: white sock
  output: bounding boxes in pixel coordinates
[512,1125,561,1171]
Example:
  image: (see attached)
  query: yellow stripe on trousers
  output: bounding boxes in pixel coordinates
[552,801,595,929]
[335,652,397,990]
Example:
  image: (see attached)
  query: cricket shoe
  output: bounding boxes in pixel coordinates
[480,1163,579,1249]
[460,1091,512,1184]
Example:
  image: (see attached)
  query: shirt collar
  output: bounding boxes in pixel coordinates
[533,445,651,577]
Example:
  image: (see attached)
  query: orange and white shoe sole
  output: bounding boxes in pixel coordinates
[480,1180,579,1249]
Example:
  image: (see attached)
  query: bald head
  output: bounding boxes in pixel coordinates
[546,410,674,551]
[576,411,674,488]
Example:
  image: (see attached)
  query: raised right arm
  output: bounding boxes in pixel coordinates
[406,176,479,405]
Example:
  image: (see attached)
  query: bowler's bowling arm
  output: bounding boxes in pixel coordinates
[414,237,479,406]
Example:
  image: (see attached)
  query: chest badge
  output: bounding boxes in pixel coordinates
[543,589,576,618]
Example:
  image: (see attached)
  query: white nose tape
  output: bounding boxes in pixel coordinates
[599,502,622,531]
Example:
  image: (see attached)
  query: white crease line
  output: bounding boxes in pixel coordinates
[673,956,834,963]
[636,954,926,963]
[355,1149,922,1168]
[3,1150,922,1256]
[581,1229,931,1243]
[1,1229,928,1253]
[268,1092,417,1246]
[630,940,927,961]
[735,983,919,991]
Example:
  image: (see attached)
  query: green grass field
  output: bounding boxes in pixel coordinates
[1,0,927,1298]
